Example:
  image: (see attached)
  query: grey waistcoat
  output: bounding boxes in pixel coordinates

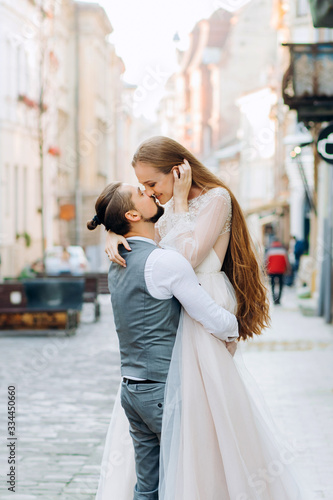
[108,239,181,383]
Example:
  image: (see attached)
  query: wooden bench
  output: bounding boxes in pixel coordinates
[81,274,101,321]
[81,273,109,320]
[90,273,109,295]
[0,279,84,335]
[35,273,107,321]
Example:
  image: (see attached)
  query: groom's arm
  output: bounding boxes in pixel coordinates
[145,249,239,342]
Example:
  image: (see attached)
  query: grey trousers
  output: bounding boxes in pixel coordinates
[120,379,166,500]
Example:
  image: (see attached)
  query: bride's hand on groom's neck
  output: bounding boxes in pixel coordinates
[105,231,131,267]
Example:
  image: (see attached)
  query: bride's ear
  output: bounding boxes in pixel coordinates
[171,166,180,178]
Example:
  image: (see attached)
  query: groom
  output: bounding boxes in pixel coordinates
[106,183,238,500]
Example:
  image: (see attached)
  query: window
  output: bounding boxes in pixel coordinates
[6,40,12,98]
[16,46,21,97]
[3,164,10,217]
[23,166,28,232]
[97,120,107,176]
[297,0,310,17]
[14,165,19,234]
[21,50,29,96]
[36,168,41,210]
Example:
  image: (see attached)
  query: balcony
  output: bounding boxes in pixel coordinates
[282,43,333,123]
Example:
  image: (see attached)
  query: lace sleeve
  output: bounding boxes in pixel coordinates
[158,188,232,269]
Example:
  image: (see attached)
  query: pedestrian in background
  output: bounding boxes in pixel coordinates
[294,237,306,272]
[265,239,291,305]
[285,235,296,286]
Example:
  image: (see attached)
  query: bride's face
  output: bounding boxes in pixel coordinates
[134,162,174,205]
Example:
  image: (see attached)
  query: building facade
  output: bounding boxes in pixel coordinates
[0,0,126,276]
[0,0,51,277]
[278,0,333,319]
[158,1,284,253]
[159,0,332,320]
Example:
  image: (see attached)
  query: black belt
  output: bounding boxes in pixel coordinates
[123,378,158,384]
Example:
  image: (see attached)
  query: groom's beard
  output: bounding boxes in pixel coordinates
[142,204,165,224]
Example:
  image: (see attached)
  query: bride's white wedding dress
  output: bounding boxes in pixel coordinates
[96,188,309,500]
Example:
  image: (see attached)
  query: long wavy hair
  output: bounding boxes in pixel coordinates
[132,136,270,341]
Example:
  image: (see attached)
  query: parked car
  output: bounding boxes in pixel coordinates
[45,246,89,275]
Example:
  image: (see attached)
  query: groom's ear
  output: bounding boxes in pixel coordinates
[125,210,141,222]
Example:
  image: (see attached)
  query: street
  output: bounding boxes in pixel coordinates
[0,288,332,500]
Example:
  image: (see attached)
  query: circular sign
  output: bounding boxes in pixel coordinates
[317,123,333,164]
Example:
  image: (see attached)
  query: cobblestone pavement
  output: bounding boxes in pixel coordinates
[241,288,333,500]
[0,288,332,499]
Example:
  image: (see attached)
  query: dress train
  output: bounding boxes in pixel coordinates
[95,251,310,499]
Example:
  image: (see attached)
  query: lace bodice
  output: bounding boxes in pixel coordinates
[157,188,231,240]
[156,187,232,270]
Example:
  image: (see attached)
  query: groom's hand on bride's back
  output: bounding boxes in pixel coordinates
[226,341,237,357]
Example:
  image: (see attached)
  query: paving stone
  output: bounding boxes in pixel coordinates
[0,292,332,498]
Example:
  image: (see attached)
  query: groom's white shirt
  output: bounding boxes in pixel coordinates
[122,236,238,381]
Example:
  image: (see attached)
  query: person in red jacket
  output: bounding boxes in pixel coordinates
[265,239,291,305]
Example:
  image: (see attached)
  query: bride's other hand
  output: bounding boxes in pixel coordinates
[105,231,131,267]
[226,341,237,357]
[172,159,192,212]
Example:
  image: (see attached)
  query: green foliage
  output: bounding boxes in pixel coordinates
[16,232,32,248]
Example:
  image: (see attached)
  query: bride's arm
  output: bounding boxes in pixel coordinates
[105,226,161,266]
[159,188,231,269]
[105,231,132,267]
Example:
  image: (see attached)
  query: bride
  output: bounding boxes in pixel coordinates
[96,136,308,499]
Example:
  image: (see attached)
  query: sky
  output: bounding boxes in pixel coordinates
[80,0,252,119]
[98,0,219,82]
[79,0,225,119]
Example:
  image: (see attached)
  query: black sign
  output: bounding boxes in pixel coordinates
[317,124,333,165]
